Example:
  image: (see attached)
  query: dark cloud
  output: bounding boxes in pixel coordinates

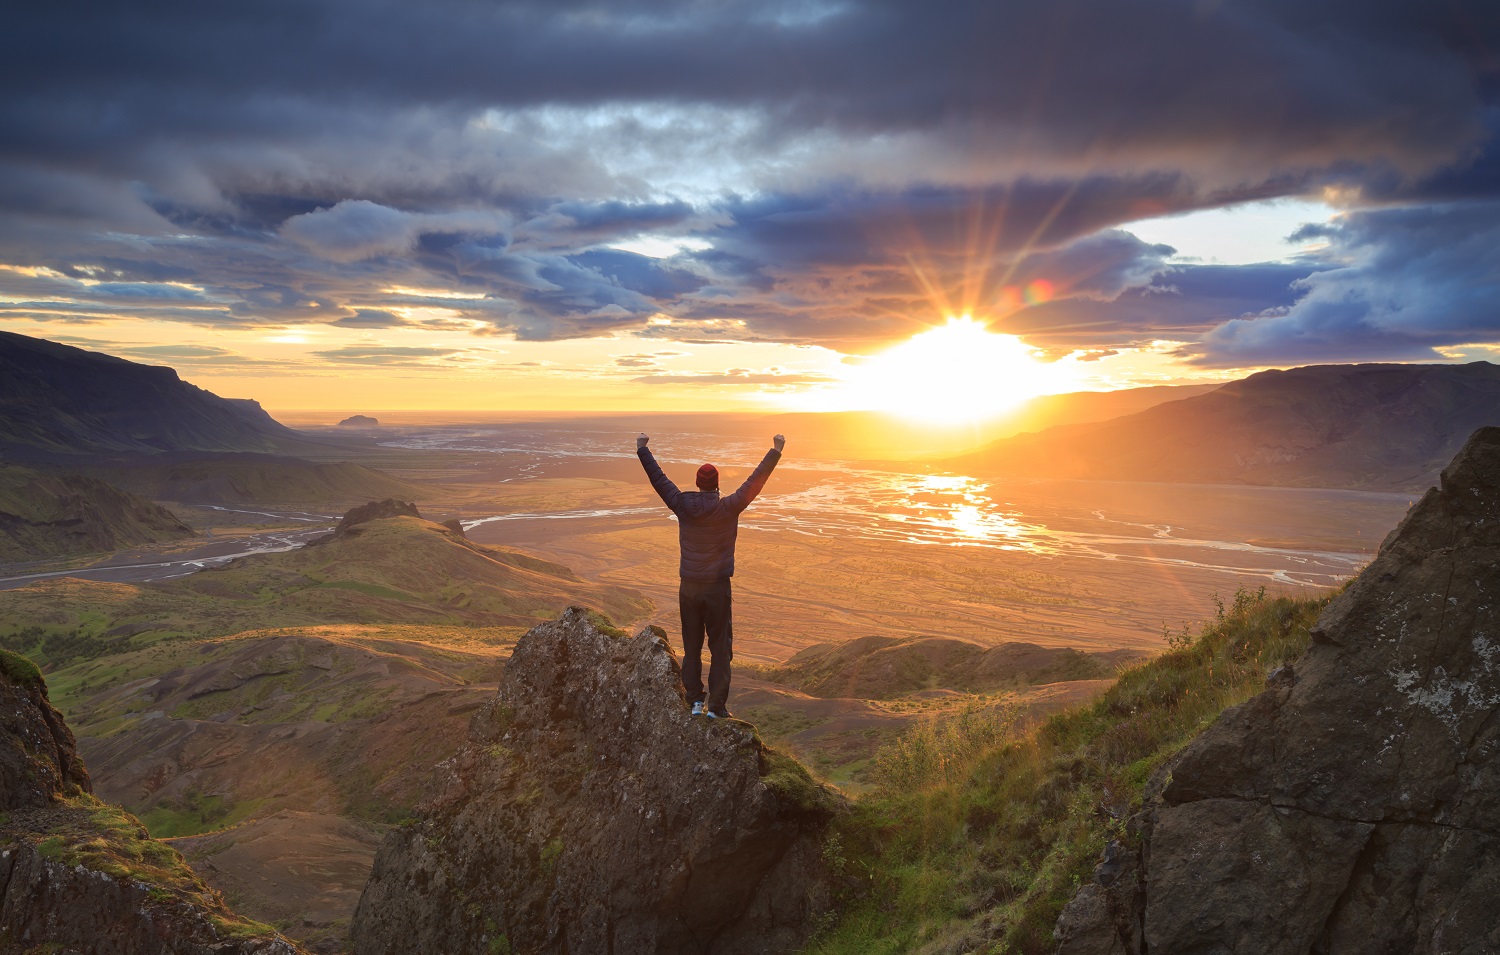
[1001,261,1317,350]
[332,308,414,328]
[0,0,1495,363]
[1182,199,1500,365]
[312,345,472,364]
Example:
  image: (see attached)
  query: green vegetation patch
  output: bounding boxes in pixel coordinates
[310,579,419,602]
[579,607,630,639]
[7,793,281,940]
[808,586,1329,955]
[761,747,840,817]
[139,792,266,839]
[0,648,42,687]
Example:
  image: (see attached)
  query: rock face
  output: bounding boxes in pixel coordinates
[1055,426,1500,954]
[338,415,380,427]
[0,649,305,954]
[351,607,841,955]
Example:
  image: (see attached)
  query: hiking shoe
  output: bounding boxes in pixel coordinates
[706,708,732,720]
[690,701,705,716]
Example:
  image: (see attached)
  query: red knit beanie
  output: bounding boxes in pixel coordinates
[696,463,719,490]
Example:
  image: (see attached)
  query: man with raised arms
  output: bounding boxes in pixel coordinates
[636,432,785,719]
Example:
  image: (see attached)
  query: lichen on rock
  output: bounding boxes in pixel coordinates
[351,606,842,955]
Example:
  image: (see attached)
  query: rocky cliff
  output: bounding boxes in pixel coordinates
[1055,425,1500,954]
[351,607,842,955]
[0,649,305,954]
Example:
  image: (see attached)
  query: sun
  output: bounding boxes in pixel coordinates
[845,316,1068,422]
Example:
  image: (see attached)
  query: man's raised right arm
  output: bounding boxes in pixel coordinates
[636,433,681,510]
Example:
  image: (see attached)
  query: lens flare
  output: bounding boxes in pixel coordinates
[1024,279,1053,305]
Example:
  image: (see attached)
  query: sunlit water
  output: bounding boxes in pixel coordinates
[381,425,1409,588]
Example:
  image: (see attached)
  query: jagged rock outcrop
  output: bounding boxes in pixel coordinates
[333,498,422,536]
[0,649,306,954]
[351,607,841,955]
[1055,425,1500,954]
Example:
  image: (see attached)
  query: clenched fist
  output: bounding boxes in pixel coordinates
[637,433,649,449]
[773,434,785,452]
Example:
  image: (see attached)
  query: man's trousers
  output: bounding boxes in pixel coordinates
[679,577,733,714]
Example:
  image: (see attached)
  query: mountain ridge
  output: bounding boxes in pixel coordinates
[956,361,1500,490]
[0,330,309,457]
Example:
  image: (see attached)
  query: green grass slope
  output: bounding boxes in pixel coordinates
[764,634,1133,700]
[807,586,1328,954]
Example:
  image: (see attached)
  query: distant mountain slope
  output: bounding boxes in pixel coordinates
[0,465,193,562]
[0,330,305,456]
[101,452,425,505]
[955,362,1500,489]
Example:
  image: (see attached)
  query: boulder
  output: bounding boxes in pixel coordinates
[1055,425,1500,953]
[351,607,841,955]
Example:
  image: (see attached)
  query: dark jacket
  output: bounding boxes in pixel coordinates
[638,446,781,582]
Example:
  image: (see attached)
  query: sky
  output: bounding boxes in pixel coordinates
[1,0,1498,414]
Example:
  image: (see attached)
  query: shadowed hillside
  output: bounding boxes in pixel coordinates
[957,361,1500,489]
[0,464,192,561]
[101,451,425,506]
[0,331,308,457]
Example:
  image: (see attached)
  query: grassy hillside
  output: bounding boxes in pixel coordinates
[0,515,652,665]
[0,465,192,562]
[806,586,1330,954]
[762,635,1137,700]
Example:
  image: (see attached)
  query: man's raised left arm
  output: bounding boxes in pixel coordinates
[725,434,784,512]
